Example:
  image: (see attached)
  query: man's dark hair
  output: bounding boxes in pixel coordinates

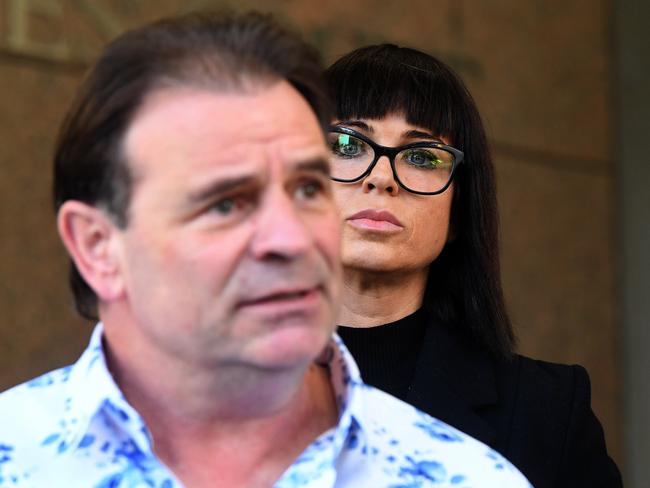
[54,11,331,320]
[325,44,515,357]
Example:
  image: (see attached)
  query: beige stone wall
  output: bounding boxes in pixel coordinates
[0,0,621,465]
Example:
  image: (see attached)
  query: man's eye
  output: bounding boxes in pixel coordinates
[296,180,326,200]
[211,197,237,215]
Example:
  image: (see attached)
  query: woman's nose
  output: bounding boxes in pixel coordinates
[361,156,399,195]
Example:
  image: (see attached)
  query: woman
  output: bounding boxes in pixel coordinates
[325,44,621,488]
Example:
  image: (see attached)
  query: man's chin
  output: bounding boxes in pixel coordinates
[243,326,333,371]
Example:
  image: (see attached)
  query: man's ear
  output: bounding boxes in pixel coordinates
[57,201,125,303]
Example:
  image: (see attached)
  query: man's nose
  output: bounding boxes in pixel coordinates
[249,190,312,260]
[362,156,399,195]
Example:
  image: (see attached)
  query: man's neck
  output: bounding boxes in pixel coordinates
[152,364,338,487]
[337,267,428,327]
[102,324,338,487]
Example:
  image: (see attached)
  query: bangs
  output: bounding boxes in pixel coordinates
[325,44,470,146]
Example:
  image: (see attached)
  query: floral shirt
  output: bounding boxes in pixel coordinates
[0,324,531,487]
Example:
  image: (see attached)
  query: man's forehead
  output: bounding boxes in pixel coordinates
[121,81,326,180]
[130,80,316,128]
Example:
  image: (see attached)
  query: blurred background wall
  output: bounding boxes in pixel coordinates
[0,0,647,484]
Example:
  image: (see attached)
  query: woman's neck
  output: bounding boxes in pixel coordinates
[338,267,428,327]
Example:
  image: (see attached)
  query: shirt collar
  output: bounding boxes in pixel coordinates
[319,333,364,455]
[62,323,153,456]
[60,324,367,466]
[273,333,368,487]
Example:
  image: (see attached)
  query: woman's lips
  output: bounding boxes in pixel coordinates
[346,209,403,232]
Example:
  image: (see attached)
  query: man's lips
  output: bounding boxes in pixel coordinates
[346,209,403,231]
[237,287,321,308]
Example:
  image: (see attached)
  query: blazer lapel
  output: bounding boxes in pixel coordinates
[406,317,498,447]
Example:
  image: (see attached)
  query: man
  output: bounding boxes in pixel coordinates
[0,12,531,487]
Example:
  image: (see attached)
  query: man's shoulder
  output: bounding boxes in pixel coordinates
[352,384,531,486]
[0,367,74,438]
[0,366,73,403]
[0,366,88,485]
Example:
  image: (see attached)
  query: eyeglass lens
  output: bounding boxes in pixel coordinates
[327,132,455,194]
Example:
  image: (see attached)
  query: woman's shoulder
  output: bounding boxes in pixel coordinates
[414,323,622,486]
[491,354,622,488]
[495,353,591,396]
[490,352,598,426]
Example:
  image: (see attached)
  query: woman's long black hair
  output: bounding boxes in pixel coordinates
[326,44,515,358]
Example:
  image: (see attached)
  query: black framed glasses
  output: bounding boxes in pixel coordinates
[327,126,464,195]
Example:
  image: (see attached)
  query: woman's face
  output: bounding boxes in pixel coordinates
[331,113,454,275]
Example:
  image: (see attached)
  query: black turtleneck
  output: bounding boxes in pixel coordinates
[337,307,427,402]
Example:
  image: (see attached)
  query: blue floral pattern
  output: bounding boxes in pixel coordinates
[0,324,532,487]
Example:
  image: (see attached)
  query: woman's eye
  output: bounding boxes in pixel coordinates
[339,143,361,156]
[402,149,442,168]
[330,134,365,158]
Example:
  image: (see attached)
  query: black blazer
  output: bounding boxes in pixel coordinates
[405,319,623,488]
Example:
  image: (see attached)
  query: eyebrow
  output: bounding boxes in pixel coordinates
[188,175,257,205]
[187,158,330,205]
[336,120,372,132]
[293,157,330,175]
[335,120,440,142]
[403,129,438,141]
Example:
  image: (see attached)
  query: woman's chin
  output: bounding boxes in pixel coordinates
[342,253,405,275]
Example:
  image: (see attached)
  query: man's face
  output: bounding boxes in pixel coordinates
[110,81,341,371]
